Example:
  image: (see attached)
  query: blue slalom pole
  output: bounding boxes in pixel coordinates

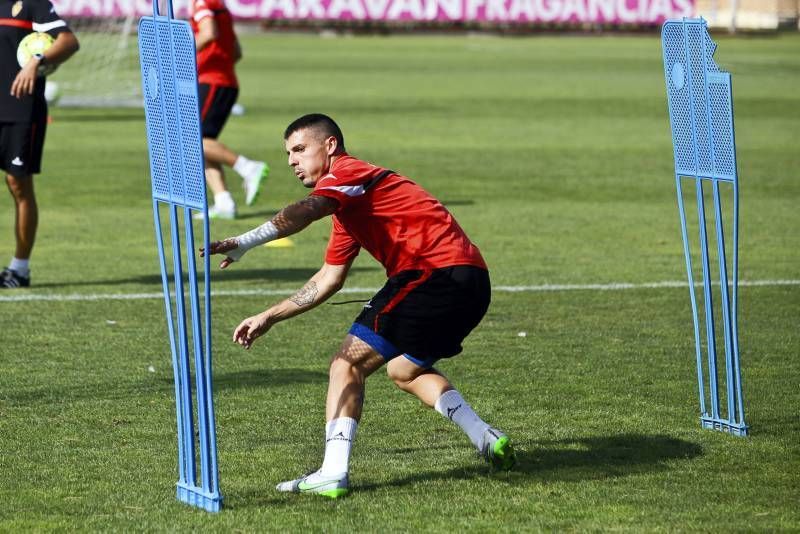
[662,18,748,436]
[675,178,706,416]
[139,0,224,509]
[153,202,189,484]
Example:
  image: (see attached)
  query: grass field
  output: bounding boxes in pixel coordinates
[1,32,798,531]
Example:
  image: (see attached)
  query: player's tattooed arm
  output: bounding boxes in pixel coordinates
[273,196,339,235]
[290,281,319,307]
[238,261,353,338]
[201,195,339,269]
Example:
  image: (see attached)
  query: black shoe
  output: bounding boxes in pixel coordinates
[0,267,30,288]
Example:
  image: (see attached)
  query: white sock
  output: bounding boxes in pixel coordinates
[434,389,490,450]
[213,191,235,211]
[233,155,255,180]
[320,417,357,477]
[9,257,29,276]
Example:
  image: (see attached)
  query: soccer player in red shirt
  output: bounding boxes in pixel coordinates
[1,0,79,288]
[204,114,515,497]
[190,0,268,219]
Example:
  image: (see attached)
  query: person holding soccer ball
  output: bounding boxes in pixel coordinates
[190,0,269,220]
[0,1,78,288]
[203,114,516,498]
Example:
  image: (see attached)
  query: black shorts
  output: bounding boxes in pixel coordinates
[0,118,47,177]
[198,84,238,139]
[350,265,491,367]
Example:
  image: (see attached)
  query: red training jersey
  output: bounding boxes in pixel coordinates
[310,155,487,277]
[189,0,238,87]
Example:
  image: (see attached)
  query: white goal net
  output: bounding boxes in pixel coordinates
[50,15,143,107]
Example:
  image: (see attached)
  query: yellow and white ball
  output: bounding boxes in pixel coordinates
[17,32,57,76]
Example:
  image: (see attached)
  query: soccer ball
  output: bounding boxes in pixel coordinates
[17,32,58,76]
[44,81,61,105]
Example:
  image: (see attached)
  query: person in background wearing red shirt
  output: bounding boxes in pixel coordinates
[191,0,268,220]
[203,114,516,498]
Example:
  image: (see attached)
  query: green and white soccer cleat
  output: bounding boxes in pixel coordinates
[244,162,269,206]
[480,428,517,471]
[276,470,349,499]
[193,204,236,220]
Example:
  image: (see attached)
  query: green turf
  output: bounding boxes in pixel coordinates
[0,32,798,531]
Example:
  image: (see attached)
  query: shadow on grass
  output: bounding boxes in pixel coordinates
[516,434,703,480]
[53,110,145,123]
[211,368,327,391]
[3,367,326,405]
[228,434,703,508]
[31,266,378,288]
[749,415,799,437]
[354,434,702,490]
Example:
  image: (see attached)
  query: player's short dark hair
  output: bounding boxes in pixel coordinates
[284,113,345,152]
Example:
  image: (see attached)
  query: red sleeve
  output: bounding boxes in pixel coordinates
[325,216,360,265]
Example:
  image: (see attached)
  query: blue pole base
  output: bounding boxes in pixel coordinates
[176,483,223,512]
[700,416,749,437]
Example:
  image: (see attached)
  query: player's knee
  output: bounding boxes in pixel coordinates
[328,355,360,382]
[5,175,33,202]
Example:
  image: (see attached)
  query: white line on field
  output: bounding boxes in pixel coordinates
[0,279,797,303]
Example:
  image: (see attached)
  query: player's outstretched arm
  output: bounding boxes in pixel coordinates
[232,261,353,349]
[201,195,339,269]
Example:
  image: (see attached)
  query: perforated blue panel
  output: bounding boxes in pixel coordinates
[662,19,738,183]
[662,23,694,174]
[138,19,169,200]
[138,16,206,209]
[686,24,712,175]
[708,74,736,180]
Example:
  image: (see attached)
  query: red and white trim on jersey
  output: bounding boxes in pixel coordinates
[317,183,367,197]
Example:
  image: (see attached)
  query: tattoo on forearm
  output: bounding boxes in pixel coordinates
[290,281,318,307]
[276,196,338,228]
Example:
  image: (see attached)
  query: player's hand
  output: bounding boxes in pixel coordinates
[199,238,239,269]
[232,312,273,349]
[10,59,40,99]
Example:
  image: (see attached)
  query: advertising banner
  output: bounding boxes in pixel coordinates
[53,0,694,24]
